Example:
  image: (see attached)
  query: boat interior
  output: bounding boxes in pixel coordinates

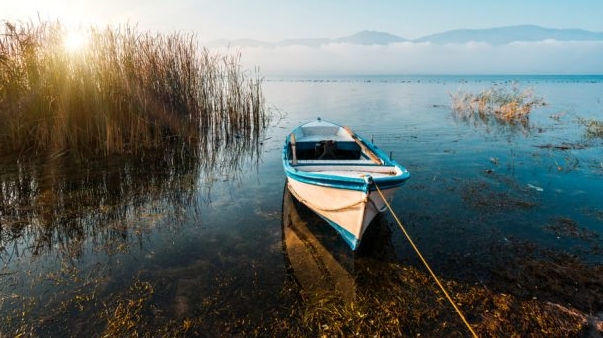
[291,140,362,161]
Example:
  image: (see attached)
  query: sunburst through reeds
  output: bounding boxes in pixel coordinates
[0,21,270,335]
[0,17,272,263]
[0,19,267,158]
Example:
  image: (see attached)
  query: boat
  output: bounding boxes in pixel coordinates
[282,118,410,250]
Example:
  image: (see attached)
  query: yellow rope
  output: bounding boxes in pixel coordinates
[287,183,366,212]
[374,184,479,338]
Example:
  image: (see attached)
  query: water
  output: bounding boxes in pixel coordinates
[1,75,602,336]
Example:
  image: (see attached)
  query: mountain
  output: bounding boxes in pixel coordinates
[207,30,406,48]
[206,25,603,48]
[205,38,267,48]
[334,30,407,45]
[275,38,332,47]
[415,25,603,45]
[205,38,331,48]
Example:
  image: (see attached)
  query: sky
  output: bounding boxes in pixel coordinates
[5,0,603,41]
[4,1,603,74]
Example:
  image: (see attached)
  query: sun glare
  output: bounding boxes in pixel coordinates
[63,30,88,53]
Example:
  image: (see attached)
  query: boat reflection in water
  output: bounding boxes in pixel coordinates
[281,186,396,303]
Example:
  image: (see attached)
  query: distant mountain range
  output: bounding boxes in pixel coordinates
[206,25,603,48]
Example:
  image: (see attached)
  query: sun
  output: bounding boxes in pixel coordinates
[63,29,89,53]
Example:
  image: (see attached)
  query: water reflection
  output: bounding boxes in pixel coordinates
[1,154,191,263]
[450,106,533,136]
[0,133,263,261]
[0,127,266,335]
[281,186,398,303]
[282,187,356,302]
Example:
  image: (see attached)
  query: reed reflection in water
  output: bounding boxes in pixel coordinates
[0,120,266,335]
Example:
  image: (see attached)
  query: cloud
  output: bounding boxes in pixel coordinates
[210,40,603,75]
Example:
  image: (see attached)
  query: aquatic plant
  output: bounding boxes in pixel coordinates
[450,82,545,126]
[578,117,603,139]
[0,20,267,158]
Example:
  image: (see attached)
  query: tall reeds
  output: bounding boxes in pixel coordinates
[0,19,268,264]
[0,20,267,158]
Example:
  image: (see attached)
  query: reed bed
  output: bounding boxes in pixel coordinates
[0,21,268,335]
[0,20,267,158]
[450,83,545,126]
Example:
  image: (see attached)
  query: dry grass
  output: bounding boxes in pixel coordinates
[0,20,267,158]
[450,83,545,126]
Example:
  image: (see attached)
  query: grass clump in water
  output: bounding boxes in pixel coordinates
[0,20,266,158]
[578,117,603,139]
[450,82,545,127]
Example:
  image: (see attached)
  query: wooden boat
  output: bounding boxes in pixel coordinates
[282,118,410,250]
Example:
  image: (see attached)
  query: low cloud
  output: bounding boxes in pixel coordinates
[210,40,603,75]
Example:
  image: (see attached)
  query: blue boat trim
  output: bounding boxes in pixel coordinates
[284,169,408,192]
[284,169,370,191]
[315,213,360,250]
[283,151,409,192]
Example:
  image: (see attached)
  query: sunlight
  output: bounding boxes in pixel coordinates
[63,29,89,53]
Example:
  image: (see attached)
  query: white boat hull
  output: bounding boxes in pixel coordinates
[287,179,398,250]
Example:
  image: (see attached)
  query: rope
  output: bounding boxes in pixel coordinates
[374,184,479,338]
[287,182,367,212]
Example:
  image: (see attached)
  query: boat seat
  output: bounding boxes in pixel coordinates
[318,140,337,159]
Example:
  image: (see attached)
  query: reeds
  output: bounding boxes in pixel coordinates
[0,20,267,158]
[578,117,603,139]
[0,20,268,268]
[449,83,545,127]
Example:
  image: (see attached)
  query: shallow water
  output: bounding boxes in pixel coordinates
[1,74,602,336]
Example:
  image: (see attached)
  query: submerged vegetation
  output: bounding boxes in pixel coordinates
[0,20,267,158]
[450,83,546,127]
[20,238,599,337]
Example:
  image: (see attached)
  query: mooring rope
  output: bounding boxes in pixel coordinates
[287,183,366,212]
[374,184,479,338]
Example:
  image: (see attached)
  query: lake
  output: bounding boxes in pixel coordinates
[1,74,602,336]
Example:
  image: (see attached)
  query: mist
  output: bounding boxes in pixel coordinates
[211,40,603,76]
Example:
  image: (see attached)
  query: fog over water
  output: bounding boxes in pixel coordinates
[214,40,603,75]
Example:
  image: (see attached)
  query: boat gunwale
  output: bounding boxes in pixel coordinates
[284,168,409,192]
[283,120,409,192]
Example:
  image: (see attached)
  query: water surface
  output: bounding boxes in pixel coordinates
[1,74,602,336]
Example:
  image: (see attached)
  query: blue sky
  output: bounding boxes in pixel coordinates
[5,0,603,41]
[5,1,603,74]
